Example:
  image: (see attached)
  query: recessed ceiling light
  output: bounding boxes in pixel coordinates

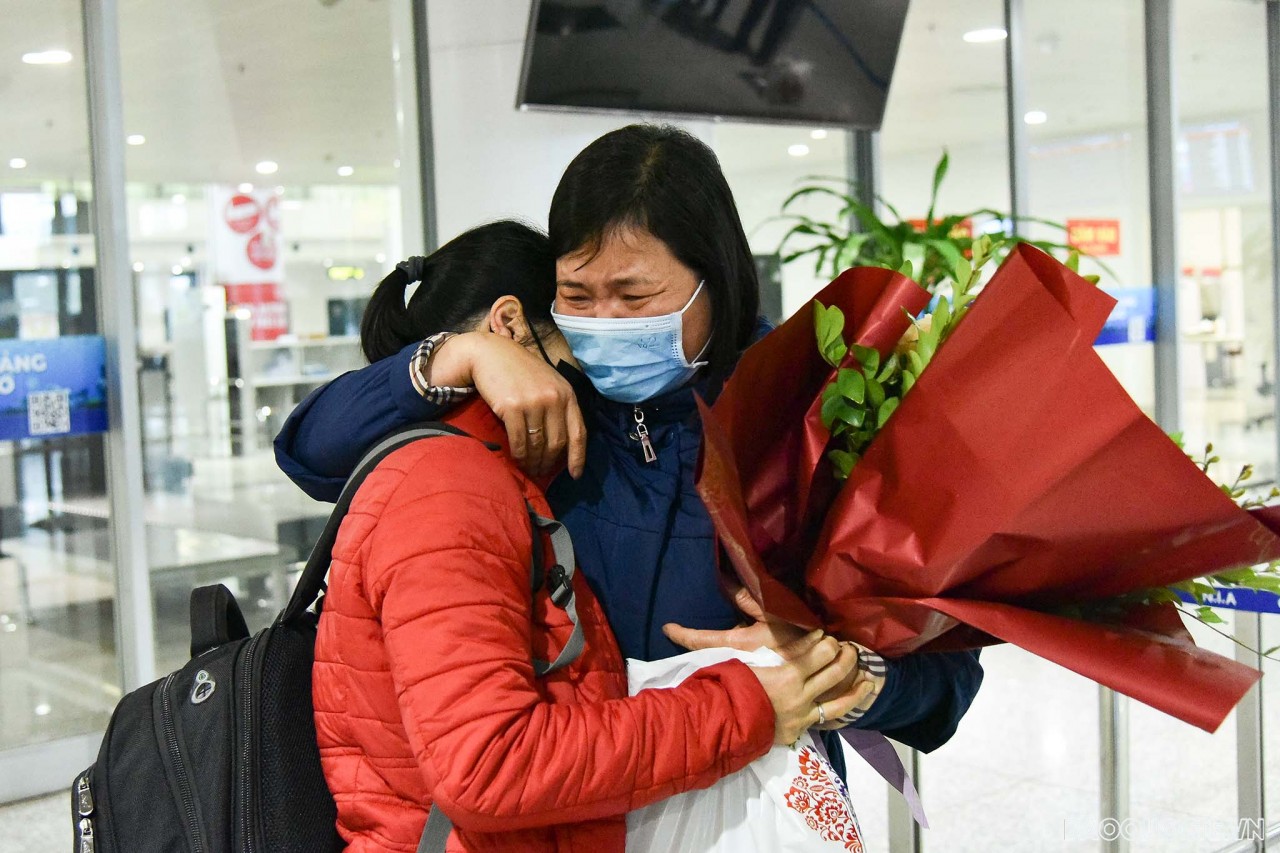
[9,158,27,169]
[374,252,387,264]
[34,703,52,716]
[810,129,828,140]
[132,262,145,272]
[337,166,354,177]
[255,160,278,175]
[963,27,1008,43]
[788,144,810,157]
[22,50,72,65]
[1024,110,1048,125]
[172,265,185,276]
[238,182,254,193]
[126,134,146,146]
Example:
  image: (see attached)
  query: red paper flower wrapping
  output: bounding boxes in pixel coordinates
[698,244,1275,732]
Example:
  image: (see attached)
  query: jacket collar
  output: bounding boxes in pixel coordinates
[444,398,560,491]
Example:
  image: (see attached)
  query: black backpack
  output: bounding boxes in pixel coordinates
[71,424,583,853]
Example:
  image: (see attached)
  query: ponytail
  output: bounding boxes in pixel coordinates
[359,220,556,363]
[360,264,419,363]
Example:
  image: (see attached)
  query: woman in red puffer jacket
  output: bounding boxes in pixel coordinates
[311,222,862,853]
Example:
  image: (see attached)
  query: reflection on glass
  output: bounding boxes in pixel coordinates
[0,1,120,758]
[117,0,418,673]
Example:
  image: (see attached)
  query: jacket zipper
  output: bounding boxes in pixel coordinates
[75,772,95,853]
[160,674,204,853]
[238,633,263,853]
[630,405,658,463]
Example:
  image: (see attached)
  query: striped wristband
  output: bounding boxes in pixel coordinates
[836,645,887,726]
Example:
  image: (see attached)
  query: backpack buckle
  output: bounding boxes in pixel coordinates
[547,564,572,607]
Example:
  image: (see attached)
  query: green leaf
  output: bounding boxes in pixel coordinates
[897,259,915,280]
[877,397,900,428]
[820,388,843,429]
[876,355,898,383]
[866,375,886,409]
[833,234,871,273]
[1250,574,1280,593]
[1065,250,1081,273]
[851,344,880,376]
[925,150,950,226]
[835,403,866,429]
[921,238,965,281]
[950,253,973,288]
[1195,605,1225,624]
[907,350,924,376]
[782,184,853,212]
[932,298,952,339]
[902,371,915,394]
[814,301,848,367]
[829,449,858,480]
[836,368,867,404]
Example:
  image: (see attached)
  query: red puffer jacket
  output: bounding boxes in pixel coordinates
[312,399,775,853]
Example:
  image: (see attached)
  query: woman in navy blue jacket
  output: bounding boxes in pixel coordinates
[276,125,983,770]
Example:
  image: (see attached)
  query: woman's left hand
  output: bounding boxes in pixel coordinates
[663,583,884,729]
[662,584,809,653]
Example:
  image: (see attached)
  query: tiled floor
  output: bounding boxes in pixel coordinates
[1,791,65,853]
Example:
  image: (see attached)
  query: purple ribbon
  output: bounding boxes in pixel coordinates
[839,729,928,828]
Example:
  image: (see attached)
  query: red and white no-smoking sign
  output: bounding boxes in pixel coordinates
[211,186,283,284]
[224,194,261,234]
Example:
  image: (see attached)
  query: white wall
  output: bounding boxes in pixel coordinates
[426,0,714,238]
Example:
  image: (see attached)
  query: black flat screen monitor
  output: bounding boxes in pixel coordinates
[518,0,910,128]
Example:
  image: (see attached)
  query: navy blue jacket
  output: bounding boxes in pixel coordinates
[275,342,983,754]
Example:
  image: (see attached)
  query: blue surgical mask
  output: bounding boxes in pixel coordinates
[552,281,711,404]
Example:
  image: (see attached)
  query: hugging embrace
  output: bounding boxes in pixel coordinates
[277,124,982,852]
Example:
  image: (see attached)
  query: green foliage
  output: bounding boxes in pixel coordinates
[811,233,1004,485]
[778,150,1086,293]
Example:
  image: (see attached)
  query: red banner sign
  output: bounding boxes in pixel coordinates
[224,283,289,341]
[907,218,973,239]
[1067,219,1122,257]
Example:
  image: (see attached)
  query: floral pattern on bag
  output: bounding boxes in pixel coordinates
[782,746,864,852]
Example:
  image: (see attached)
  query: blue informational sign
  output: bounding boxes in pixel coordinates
[1095,288,1157,346]
[0,336,108,441]
[1175,586,1280,615]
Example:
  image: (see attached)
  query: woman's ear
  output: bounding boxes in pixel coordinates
[486,295,531,341]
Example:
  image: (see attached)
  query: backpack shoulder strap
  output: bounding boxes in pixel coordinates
[280,422,475,624]
[527,507,584,676]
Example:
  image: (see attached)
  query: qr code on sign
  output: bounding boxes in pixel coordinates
[28,389,71,436]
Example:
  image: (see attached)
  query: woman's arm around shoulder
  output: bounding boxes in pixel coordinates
[274,340,444,501]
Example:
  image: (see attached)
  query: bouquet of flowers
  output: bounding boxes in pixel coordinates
[697,239,1280,733]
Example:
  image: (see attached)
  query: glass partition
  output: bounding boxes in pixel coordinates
[0,0,120,789]
[116,0,420,671]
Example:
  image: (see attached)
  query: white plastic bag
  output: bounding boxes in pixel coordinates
[626,648,865,853]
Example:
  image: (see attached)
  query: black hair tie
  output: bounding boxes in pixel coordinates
[395,256,429,283]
